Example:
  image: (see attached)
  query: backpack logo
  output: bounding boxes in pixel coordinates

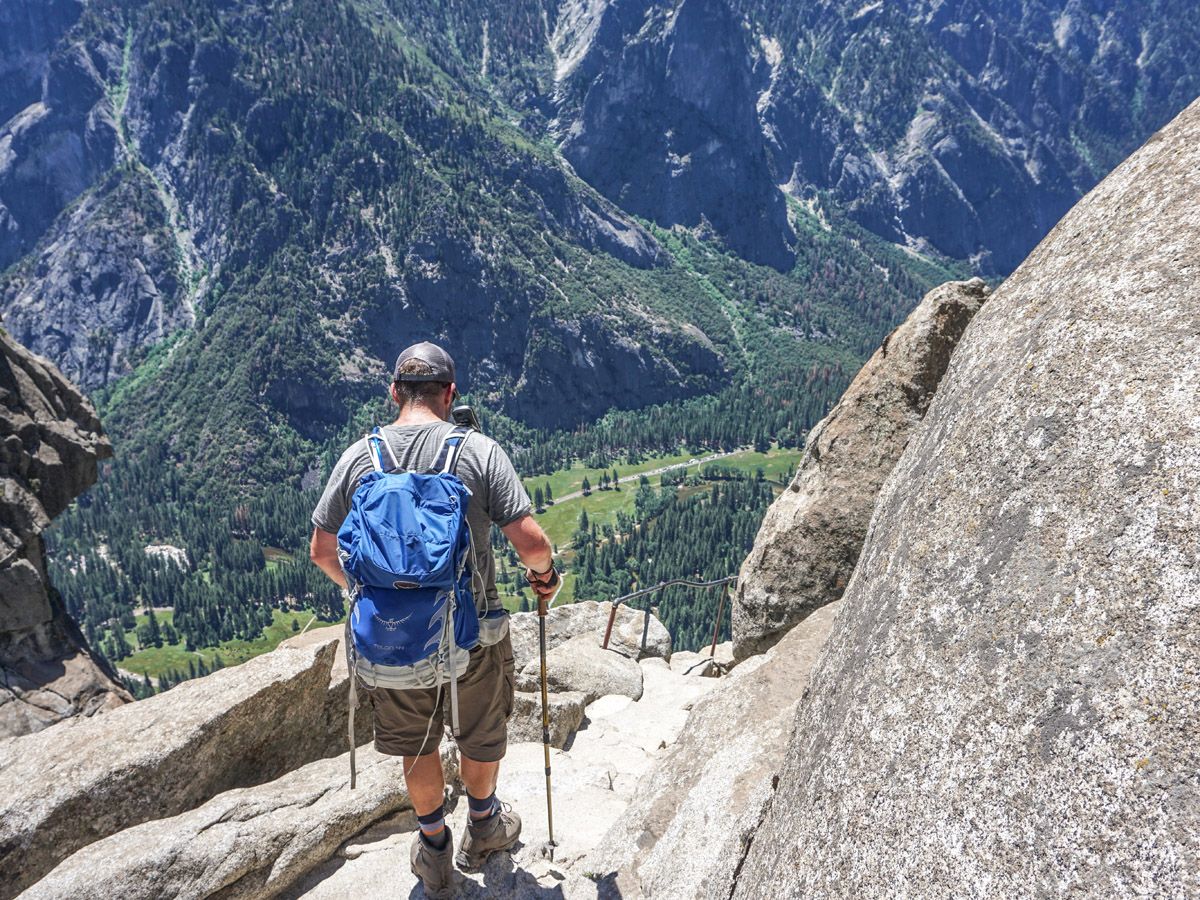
[373,611,412,632]
[392,580,420,590]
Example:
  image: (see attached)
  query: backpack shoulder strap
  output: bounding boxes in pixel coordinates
[431,425,472,476]
[365,427,400,473]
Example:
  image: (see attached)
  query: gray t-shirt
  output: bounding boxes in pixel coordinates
[311,421,531,611]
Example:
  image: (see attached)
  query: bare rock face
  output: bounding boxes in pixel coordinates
[21,745,457,900]
[515,634,644,704]
[730,98,1200,899]
[733,277,989,660]
[508,600,671,669]
[0,168,193,391]
[0,638,353,898]
[0,2,118,271]
[279,624,373,748]
[556,0,796,270]
[508,689,587,748]
[584,600,841,899]
[0,323,127,738]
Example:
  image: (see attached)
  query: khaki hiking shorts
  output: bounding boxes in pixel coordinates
[365,634,516,762]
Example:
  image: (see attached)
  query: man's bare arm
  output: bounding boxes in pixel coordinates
[500,513,553,577]
[309,527,347,590]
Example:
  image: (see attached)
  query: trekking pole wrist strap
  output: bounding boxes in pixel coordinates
[526,564,559,586]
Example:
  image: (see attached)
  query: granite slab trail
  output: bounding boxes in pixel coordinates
[289,656,717,899]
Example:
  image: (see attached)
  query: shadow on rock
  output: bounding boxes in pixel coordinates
[406,842,570,899]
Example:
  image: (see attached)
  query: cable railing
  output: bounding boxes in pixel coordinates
[600,574,737,658]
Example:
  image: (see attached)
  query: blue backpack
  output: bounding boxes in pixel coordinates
[338,425,480,785]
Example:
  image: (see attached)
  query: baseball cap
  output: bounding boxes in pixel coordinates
[393,341,456,383]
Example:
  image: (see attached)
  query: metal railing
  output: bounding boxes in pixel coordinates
[600,574,736,658]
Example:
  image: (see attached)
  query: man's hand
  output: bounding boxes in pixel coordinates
[524,564,561,599]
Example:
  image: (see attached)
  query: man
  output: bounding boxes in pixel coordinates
[309,341,560,896]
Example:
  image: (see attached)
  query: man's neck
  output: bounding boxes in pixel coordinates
[393,404,446,427]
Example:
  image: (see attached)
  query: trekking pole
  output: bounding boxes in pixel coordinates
[537,581,562,855]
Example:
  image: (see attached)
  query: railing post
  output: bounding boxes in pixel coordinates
[601,603,617,651]
[709,582,729,658]
[597,575,734,650]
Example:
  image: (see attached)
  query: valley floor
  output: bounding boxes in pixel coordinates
[108,445,802,683]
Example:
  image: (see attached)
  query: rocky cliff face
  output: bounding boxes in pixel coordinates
[552,0,1199,274]
[0,323,126,738]
[0,0,193,393]
[556,0,797,270]
[0,168,193,389]
[0,0,728,419]
[4,0,1194,412]
[0,0,118,273]
[729,96,1200,898]
[733,277,988,659]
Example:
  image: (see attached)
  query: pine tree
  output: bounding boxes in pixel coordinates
[534,486,545,513]
[581,476,591,496]
[146,607,163,648]
[112,622,133,660]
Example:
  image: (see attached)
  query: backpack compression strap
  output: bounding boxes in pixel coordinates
[431,425,472,475]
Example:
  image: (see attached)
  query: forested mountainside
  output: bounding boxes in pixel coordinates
[0,0,1195,674]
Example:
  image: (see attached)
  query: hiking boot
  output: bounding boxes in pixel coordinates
[410,831,456,898]
[455,803,522,871]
